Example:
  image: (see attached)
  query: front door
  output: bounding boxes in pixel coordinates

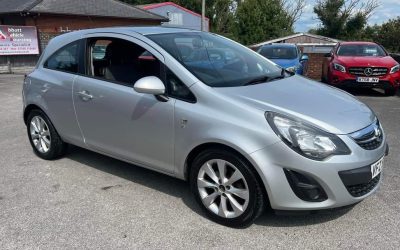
[73,34,175,173]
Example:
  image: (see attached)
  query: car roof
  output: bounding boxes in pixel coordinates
[126,26,201,35]
[339,41,378,46]
[50,26,201,44]
[260,43,297,48]
[77,26,200,36]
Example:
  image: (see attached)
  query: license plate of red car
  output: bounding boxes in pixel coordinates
[357,77,379,83]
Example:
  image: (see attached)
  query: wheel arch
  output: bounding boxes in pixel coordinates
[24,104,45,125]
[184,142,270,206]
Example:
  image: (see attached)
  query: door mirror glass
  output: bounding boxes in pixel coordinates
[300,54,309,61]
[134,76,165,95]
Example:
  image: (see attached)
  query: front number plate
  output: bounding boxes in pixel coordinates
[371,157,384,179]
[357,77,379,83]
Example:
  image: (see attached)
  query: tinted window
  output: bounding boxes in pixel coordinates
[337,44,386,57]
[166,69,196,103]
[45,42,79,73]
[259,46,298,59]
[147,32,282,87]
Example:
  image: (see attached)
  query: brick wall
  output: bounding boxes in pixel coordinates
[305,53,326,80]
[26,14,161,50]
[25,15,161,34]
[1,14,162,73]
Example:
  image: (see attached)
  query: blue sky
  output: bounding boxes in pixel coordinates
[295,0,400,32]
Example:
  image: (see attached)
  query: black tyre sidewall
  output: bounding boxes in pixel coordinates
[190,149,264,228]
[385,88,397,96]
[27,110,66,160]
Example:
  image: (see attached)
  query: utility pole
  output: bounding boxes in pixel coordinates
[201,0,205,31]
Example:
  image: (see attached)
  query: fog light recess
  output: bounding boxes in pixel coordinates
[284,169,328,202]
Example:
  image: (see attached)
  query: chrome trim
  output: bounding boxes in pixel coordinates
[350,119,383,147]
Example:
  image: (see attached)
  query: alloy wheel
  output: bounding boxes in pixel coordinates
[197,159,249,218]
[30,116,51,153]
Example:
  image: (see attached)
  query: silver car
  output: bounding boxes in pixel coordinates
[23,27,387,227]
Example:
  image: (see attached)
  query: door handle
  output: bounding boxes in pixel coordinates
[77,90,93,101]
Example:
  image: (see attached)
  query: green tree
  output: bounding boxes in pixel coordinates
[314,0,379,39]
[122,0,305,45]
[121,0,220,31]
[369,17,400,52]
[232,0,295,45]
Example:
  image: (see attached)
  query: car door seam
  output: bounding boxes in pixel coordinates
[71,75,87,143]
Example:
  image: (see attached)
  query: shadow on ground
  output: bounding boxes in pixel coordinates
[255,205,354,227]
[66,145,203,216]
[341,87,399,97]
[66,145,352,228]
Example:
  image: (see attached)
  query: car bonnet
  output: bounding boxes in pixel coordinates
[213,75,375,134]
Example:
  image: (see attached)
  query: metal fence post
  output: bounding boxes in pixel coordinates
[7,56,11,74]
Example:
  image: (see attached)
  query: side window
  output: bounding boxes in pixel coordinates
[88,37,161,86]
[45,41,79,73]
[166,69,196,103]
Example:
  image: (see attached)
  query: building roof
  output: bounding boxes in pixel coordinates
[137,2,209,21]
[0,0,168,21]
[251,33,340,48]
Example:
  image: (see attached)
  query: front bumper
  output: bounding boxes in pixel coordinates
[248,133,387,211]
[329,70,400,89]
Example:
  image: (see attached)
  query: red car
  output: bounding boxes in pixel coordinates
[322,41,400,96]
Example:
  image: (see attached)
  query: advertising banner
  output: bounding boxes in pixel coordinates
[0,25,39,55]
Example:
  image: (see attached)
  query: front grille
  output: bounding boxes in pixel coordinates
[350,120,383,150]
[346,174,380,197]
[348,67,388,76]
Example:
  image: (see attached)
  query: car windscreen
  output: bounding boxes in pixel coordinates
[337,44,387,57]
[146,32,282,87]
[259,46,298,60]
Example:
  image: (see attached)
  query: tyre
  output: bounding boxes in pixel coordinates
[27,109,67,160]
[190,149,265,227]
[384,88,397,96]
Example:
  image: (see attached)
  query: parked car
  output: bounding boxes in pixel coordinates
[23,27,387,227]
[257,43,309,75]
[322,41,400,96]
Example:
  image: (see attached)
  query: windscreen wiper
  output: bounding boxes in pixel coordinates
[243,68,290,86]
[243,76,270,86]
[267,68,287,81]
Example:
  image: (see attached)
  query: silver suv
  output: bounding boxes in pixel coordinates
[23,27,387,227]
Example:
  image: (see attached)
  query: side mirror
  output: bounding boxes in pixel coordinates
[134,76,165,96]
[300,54,309,61]
[324,52,332,58]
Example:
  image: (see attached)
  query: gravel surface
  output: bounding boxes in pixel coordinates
[0,74,399,249]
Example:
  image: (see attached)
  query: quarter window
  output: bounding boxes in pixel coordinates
[166,69,196,103]
[45,42,79,73]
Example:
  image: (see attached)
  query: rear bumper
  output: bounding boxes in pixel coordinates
[329,70,400,89]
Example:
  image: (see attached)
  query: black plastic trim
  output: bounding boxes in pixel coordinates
[284,169,328,202]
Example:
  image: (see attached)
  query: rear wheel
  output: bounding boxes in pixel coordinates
[190,149,265,227]
[27,110,67,160]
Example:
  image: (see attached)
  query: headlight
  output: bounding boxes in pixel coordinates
[266,112,351,160]
[333,63,346,73]
[286,66,297,73]
[390,64,400,74]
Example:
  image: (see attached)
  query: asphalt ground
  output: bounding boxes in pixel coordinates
[0,74,399,249]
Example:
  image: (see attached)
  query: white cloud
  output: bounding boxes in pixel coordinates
[295,0,400,32]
